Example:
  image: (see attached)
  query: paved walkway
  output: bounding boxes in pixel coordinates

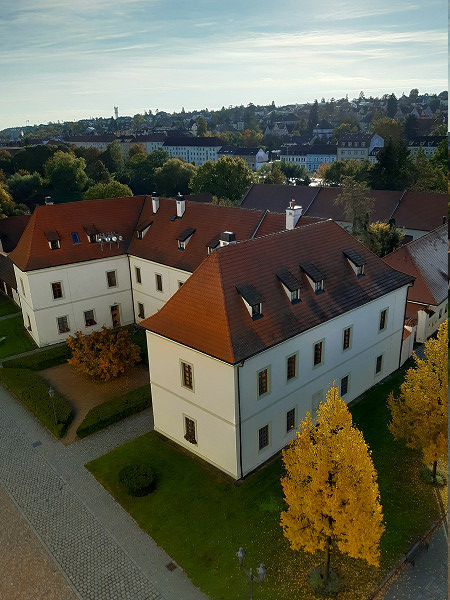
[0,385,209,600]
[380,519,448,600]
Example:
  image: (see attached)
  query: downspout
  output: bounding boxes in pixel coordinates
[127,195,147,326]
[236,360,245,480]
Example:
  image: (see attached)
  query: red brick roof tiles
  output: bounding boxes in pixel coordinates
[141,220,414,363]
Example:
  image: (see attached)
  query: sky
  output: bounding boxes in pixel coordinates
[0,0,448,130]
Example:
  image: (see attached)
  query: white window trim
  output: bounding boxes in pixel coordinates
[258,422,271,453]
[256,366,271,399]
[375,354,384,377]
[180,359,195,392]
[342,325,353,352]
[106,270,118,288]
[183,414,198,445]
[56,315,70,334]
[286,352,298,382]
[51,281,64,301]
[313,339,325,368]
[285,407,297,434]
[340,373,351,397]
[84,309,96,327]
[155,273,163,293]
[378,307,389,332]
[135,266,142,285]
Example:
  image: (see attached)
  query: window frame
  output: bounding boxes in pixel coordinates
[84,309,96,327]
[155,273,163,293]
[106,270,117,288]
[180,360,194,391]
[286,407,296,433]
[71,232,80,244]
[313,340,324,367]
[135,266,142,285]
[375,354,383,375]
[379,308,388,332]
[340,374,350,397]
[286,353,298,382]
[257,367,270,398]
[258,423,270,451]
[56,315,70,334]
[184,415,197,445]
[342,326,352,351]
[51,281,64,300]
[137,302,145,319]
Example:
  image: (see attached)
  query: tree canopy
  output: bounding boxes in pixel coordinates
[264,162,286,185]
[154,158,196,196]
[189,156,254,204]
[44,150,88,192]
[281,384,384,587]
[388,320,448,482]
[335,176,374,239]
[84,180,133,201]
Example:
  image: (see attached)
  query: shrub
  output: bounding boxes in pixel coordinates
[0,368,73,437]
[3,344,71,370]
[67,326,141,380]
[118,464,156,497]
[76,386,151,438]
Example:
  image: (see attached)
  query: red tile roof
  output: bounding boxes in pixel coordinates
[141,220,414,363]
[0,215,31,252]
[9,197,145,272]
[392,191,448,232]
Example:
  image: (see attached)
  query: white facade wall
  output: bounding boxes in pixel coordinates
[14,256,134,347]
[129,256,190,321]
[147,285,409,478]
[164,145,222,165]
[147,333,239,478]
[415,298,448,343]
[306,153,336,172]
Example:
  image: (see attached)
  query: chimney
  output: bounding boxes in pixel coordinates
[176,192,185,217]
[44,196,53,205]
[151,192,160,214]
[219,231,236,247]
[285,201,302,230]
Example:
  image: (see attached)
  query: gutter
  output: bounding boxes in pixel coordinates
[236,360,245,480]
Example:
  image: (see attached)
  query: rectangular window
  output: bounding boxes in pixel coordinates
[258,368,269,396]
[286,408,296,432]
[313,341,323,366]
[286,354,297,381]
[106,271,117,288]
[343,327,352,350]
[184,417,197,444]
[375,355,383,374]
[57,316,70,334]
[135,266,142,284]
[84,310,96,327]
[20,278,25,296]
[258,424,269,450]
[51,281,63,299]
[50,240,60,250]
[379,309,387,331]
[340,375,349,396]
[314,280,323,293]
[252,303,262,318]
[137,302,145,319]
[290,289,299,302]
[26,314,32,331]
[356,265,364,276]
[155,273,163,292]
[181,361,193,390]
[71,232,80,244]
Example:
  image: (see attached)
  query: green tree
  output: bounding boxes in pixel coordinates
[44,150,88,192]
[86,160,111,185]
[281,384,384,589]
[332,123,358,142]
[190,156,254,204]
[242,127,263,147]
[0,183,26,217]
[409,88,419,102]
[279,160,311,184]
[364,221,404,256]
[403,114,419,141]
[0,150,13,176]
[255,162,272,183]
[154,158,196,196]
[7,171,43,206]
[430,138,448,171]
[127,148,169,195]
[84,181,132,201]
[101,141,124,174]
[335,176,374,239]
[197,117,208,137]
[370,140,410,190]
[307,100,319,134]
[128,144,146,160]
[264,162,286,185]
[370,115,402,144]
[388,321,448,483]
[409,148,446,193]
[317,159,372,187]
[386,94,398,118]
[13,144,58,175]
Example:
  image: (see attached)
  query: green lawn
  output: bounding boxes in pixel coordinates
[0,315,36,358]
[87,364,447,600]
[0,295,20,317]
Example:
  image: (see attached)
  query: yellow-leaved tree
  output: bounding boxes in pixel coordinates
[388,320,448,483]
[280,384,384,588]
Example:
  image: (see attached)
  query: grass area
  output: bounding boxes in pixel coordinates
[0,295,20,317]
[76,385,151,438]
[87,364,447,600]
[0,368,73,437]
[3,343,70,370]
[0,315,36,359]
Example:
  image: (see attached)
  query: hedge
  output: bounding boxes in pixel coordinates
[3,344,71,370]
[0,368,73,437]
[76,386,151,438]
[118,464,156,497]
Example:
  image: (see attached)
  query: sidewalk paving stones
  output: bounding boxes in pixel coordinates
[0,384,209,600]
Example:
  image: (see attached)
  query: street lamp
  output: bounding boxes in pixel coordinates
[236,547,267,600]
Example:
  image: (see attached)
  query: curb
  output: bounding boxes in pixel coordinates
[368,511,448,600]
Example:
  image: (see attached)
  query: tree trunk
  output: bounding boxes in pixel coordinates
[323,536,331,586]
[432,461,437,483]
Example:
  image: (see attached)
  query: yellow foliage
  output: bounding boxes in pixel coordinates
[280,384,384,567]
[388,320,448,467]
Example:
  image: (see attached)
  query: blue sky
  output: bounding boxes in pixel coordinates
[0,0,447,129]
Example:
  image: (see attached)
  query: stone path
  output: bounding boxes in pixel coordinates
[0,384,209,600]
[379,519,448,600]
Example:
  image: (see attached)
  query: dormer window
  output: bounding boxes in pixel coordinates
[84,224,98,244]
[300,262,326,295]
[45,231,60,250]
[136,221,152,240]
[343,250,366,278]
[177,227,196,251]
[237,284,263,320]
[277,269,301,304]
